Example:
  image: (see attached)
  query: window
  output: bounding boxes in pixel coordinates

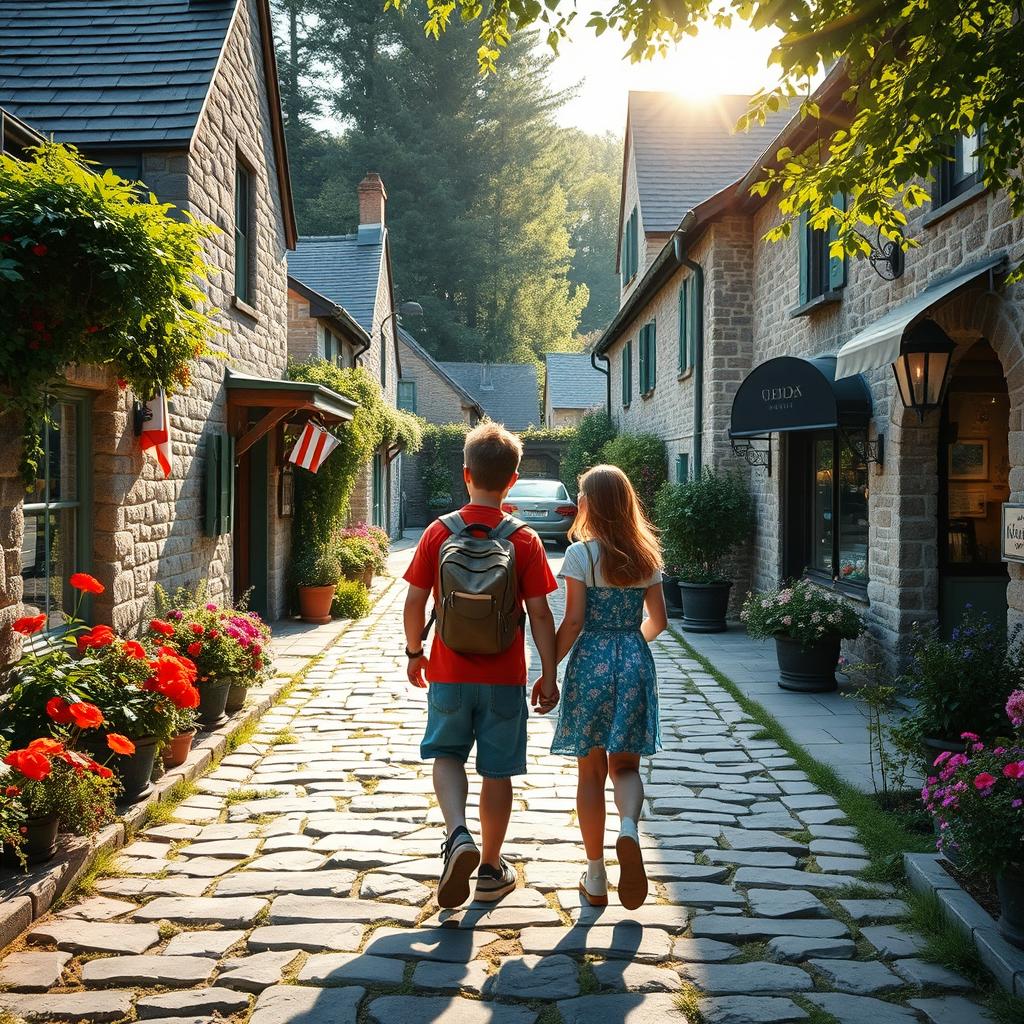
[638,321,656,395]
[21,393,90,631]
[934,130,983,206]
[621,341,633,407]
[508,481,570,500]
[678,277,696,374]
[397,380,417,413]
[234,160,253,304]
[675,453,690,483]
[797,193,846,307]
[621,206,639,286]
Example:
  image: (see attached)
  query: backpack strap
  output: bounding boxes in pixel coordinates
[583,540,597,587]
[490,514,526,541]
[439,511,469,536]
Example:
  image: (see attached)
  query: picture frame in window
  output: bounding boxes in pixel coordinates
[948,438,989,481]
[949,485,987,518]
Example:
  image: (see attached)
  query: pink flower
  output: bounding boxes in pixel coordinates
[933,751,952,767]
[973,772,997,791]
[1003,762,1024,779]
[960,731,980,742]
[1006,690,1024,727]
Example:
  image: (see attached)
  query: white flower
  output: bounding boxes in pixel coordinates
[782,615,793,626]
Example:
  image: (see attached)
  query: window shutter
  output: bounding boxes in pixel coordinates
[648,321,656,389]
[204,432,235,537]
[798,208,810,305]
[828,192,847,291]
[621,342,631,406]
[687,276,699,370]
[676,453,689,483]
[638,328,648,394]
[628,207,638,279]
[678,282,688,373]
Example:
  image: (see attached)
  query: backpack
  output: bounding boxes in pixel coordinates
[425,511,526,655]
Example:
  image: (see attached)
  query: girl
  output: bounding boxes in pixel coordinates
[542,464,667,910]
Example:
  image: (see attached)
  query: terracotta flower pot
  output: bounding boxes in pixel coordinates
[775,633,841,693]
[197,680,231,730]
[162,729,197,769]
[225,680,248,714]
[1,813,59,868]
[298,583,336,624]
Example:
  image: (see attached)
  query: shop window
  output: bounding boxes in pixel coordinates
[398,380,417,413]
[234,159,253,305]
[797,194,846,309]
[934,130,983,206]
[21,393,91,631]
[621,341,632,408]
[638,321,657,395]
[621,206,639,286]
[678,277,695,374]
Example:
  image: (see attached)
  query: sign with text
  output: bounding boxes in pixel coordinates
[1002,504,1024,564]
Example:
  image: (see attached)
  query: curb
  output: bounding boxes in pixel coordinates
[0,576,398,952]
[905,851,1024,996]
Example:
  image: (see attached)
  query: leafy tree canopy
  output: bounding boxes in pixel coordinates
[390,1,1023,266]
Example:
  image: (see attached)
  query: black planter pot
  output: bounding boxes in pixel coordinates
[775,633,841,692]
[114,735,159,804]
[922,735,968,764]
[225,679,248,715]
[679,581,732,633]
[997,863,1024,949]
[1,813,59,868]
[197,680,231,730]
[662,575,683,614]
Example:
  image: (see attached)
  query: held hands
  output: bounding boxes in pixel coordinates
[531,675,559,715]
[407,653,428,689]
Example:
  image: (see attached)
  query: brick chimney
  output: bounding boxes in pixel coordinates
[357,172,387,227]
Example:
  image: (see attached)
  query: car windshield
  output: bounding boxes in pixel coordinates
[508,481,569,500]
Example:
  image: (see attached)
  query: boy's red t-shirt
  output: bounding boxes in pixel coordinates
[404,503,557,685]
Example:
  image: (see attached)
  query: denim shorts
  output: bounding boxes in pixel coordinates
[420,683,528,779]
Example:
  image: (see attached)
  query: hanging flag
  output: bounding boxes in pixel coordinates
[139,390,172,478]
[288,421,341,474]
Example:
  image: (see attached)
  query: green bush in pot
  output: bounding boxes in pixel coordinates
[654,470,755,633]
[294,544,342,624]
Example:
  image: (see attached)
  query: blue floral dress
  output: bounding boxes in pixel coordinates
[551,541,662,758]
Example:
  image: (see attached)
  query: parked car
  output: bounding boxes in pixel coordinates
[502,479,577,546]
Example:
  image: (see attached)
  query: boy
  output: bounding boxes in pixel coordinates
[403,422,558,908]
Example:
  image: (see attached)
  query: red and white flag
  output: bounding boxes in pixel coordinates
[139,390,172,478]
[288,421,341,473]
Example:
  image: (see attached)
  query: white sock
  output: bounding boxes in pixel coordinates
[619,817,639,844]
[586,859,607,893]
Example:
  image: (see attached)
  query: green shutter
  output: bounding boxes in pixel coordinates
[678,282,688,373]
[622,342,632,406]
[204,432,235,537]
[649,321,656,389]
[638,328,648,394]
[630,208,638,278]
[676,453,689,483]
[828,191,847,291]
[798,208,810,305]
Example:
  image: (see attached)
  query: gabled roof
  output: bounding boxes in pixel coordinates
[0,0,296,246]
[624,93,791,236]
[287,232,387,335]
[438,362,539,431]
[287,274,370,350]
[544,353,607,410]
[397,328,484,419]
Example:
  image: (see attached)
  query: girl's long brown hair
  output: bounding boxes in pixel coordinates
[571,464,662,587]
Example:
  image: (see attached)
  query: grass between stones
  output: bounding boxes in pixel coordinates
[223,786,284,805]
[791,997,839,1024]
[669,628,932,884]
[674,984,704,1023]
[268,727,299,746]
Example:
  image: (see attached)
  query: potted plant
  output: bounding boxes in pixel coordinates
[742,579,865,692]
[332,579,372,620]
[922,690,1024,947]
[222,609,272,713]
[898,610,1020,758]
[654,471,755,633]
[294,544,342,624]
[337,535,382,588]
[162,705,198,769]
[0,775,28,870]
[661,565,684,615]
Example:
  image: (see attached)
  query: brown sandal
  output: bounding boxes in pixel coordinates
[615,834,649,910]
[578,871,609,907]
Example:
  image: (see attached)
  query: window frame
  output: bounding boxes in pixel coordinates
[397,379,417,413]
[934,130,984,207]
[621,340,633,408]
[234,157,254,306]
[793,195,846,316]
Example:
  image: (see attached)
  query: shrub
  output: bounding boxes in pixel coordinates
[742,579,865,646]
[332,579,371,620]
[599,431,667,511]
[336,536,384,578]
[16,758,118,836]
[561,411,616,497]
[292,544,341,588]
[419,423,470,510]
[654,470,755,582]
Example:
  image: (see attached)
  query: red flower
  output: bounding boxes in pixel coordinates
[91,762,113,780]
[189,623,204,635]
[46,697,73,723]
[4,748,52,782]
[12,613,47,636]
[31,243,47,256]
[4,785,20,798]
[68,702,104,730]
[208,629,219,639]
[122,640,146,660]
[77,624,115,652]
[187,641,202,657]
[973,772,997,791]
[69,572,104,594]
[150,619,175,636]
[253,656,262,670]
[27,737,65,756]
[1003,762,1024,779]
[106,733,135,755]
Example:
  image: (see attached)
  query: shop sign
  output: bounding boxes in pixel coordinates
[1002,504,1024,564]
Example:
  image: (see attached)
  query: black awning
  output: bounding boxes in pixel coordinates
[729,355,872,439]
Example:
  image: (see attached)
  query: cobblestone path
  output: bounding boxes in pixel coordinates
[0,572,991,1024]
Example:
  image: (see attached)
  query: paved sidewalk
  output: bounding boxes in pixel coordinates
[0,575,990,1024]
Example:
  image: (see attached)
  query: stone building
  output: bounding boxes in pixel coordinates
[437,362,540,431]
[396,328,484,426]
[596,83,1024,666]
[0,0,356,647]
[286,173,405,536]
[543,353,608,427]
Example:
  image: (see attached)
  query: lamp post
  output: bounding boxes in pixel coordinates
[379,300,423,387]
[892,319,955,421]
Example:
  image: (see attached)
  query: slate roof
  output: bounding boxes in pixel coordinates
[0,0,237,147]
[438,362,539,431]
[544,353,606,410]
[287,232,387,334]
[627,92,792,234]
[397,328,484,419]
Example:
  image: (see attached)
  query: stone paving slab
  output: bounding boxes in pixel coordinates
[250,983,364,1024]
[135,987,252,1019]
[367,995,538,1024]
[0,990,134,1021]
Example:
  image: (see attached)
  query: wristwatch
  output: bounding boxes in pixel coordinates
[405,647,424,659]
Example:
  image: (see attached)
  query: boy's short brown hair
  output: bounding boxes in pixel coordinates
[464,422,523,493]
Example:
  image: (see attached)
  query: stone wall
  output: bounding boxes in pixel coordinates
[286,293,319,364]
[397,336,473,426]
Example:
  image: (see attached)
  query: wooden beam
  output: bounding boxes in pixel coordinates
[236,407,291,459]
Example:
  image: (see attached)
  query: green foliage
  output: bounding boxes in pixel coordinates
[19,760,118,837]
[0,143,219,483]
[336,536,384,577]
[332,579,372,620]
[293,544,341,588]
[598,431,667,512]
[742,578,865,646]
[287,360,422,546]
[519,424,577,444]
[419,423,470,510]
[561,411,617,498]
[654,470,754,581]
